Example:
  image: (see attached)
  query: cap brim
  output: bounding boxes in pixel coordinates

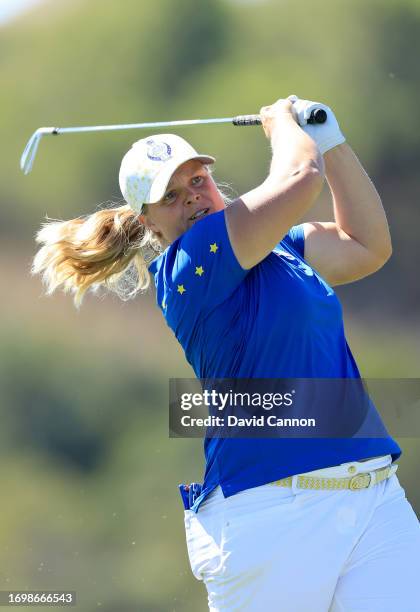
[146,154,215,204]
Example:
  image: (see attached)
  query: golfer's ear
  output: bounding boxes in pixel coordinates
[139,212,151,228]
[139,212,160,234]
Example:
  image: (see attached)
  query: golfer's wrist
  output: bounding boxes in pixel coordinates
[269,114,301,148]
[323,142,350,164]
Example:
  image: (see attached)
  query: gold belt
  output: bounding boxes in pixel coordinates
[271,464,397,491]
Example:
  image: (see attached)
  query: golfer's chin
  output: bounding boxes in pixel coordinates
[187,207,216,229]
[163,210,217,244]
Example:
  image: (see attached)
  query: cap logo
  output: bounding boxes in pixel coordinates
[146,139,172,162]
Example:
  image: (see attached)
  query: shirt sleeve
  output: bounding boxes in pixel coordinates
[150,210,249,336]
[282,223,305,258]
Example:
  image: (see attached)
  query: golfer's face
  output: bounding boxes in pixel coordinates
[141,160,225,244]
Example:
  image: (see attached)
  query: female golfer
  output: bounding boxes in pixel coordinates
[32,96,420,611]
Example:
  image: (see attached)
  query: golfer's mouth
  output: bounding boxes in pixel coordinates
[189,208,209,221]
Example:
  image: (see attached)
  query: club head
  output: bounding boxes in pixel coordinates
[20,127,57,174]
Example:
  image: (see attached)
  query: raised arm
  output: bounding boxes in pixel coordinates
[283,96,392,286]
[303,143,393,285]
[225,98,325,270]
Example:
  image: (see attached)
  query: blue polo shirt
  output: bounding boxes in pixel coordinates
[149,210,401,511]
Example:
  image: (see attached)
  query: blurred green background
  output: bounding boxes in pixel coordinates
[1,0,419,609]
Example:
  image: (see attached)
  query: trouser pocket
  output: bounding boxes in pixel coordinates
[184,510,224,581]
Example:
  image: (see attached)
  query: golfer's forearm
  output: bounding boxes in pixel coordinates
[324,143,392,259]
[226,116,324,269]
[266,115,324,185]
[254,114,325,229]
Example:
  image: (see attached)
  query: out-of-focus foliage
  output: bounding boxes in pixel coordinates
[2,0,420,315]
[1,0,419,610]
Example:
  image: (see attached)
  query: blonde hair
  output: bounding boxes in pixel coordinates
[32,180,235,309]
[31,203,161,309]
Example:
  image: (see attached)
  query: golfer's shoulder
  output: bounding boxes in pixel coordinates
[152,211,248,315]
[174,210,236,261]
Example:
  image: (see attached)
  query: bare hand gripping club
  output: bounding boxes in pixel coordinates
[20,109,327,175]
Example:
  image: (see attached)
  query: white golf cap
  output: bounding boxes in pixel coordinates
[119,133,215,213]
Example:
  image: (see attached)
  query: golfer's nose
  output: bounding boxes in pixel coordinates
[185,192,200,206]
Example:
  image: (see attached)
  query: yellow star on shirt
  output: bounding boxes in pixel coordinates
[177,284,186,295]
[195,266,204,276]
[162,298,167,310]
[210,243,219,253]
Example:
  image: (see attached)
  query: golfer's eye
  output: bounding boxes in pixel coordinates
[163,190,177,203]
[192,176,204,186]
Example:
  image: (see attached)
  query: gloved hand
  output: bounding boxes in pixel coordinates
[288,94,346,155]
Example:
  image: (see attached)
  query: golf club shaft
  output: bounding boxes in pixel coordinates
[53,117,238,134]
[49,108,325,134]
[20,110,326,174]
[21,117,247,174]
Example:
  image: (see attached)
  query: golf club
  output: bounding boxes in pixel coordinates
[20,109,327,175]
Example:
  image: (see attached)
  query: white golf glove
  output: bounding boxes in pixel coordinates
[288,94,346,155]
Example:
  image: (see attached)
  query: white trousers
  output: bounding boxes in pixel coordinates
[184,458,420,611]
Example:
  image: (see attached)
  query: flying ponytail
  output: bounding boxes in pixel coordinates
[31,204,161,309]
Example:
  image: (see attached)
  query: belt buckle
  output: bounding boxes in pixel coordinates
[349,472,371,490]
